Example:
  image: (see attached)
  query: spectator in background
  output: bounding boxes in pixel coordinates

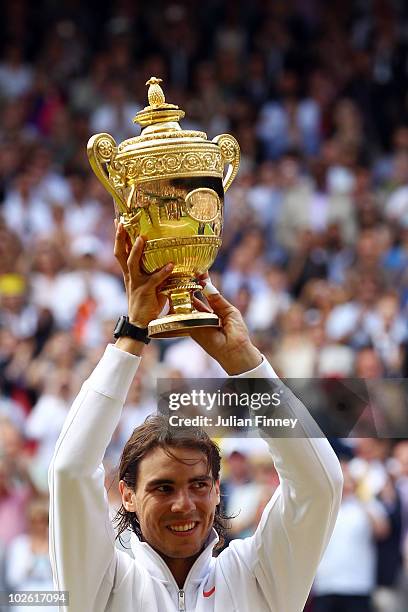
[221,227,267,297]
[2,171,54,243]
[90,77,141,144]
[384,152,408,226]
[256,70,321,158]
[246,264,291,332]
[325,222,354,286]
[30,238,66,322]
[0,274,38,340]
[313,460,389,612]
[325,276,382,348]
[219,444,269,542]
[364,292,407,375]
[246,161,283,231]
[62,169,103,240]
[349,439,390,502]
[392,441,408,605]
[274,303,317,377]
[25,369,73,492]
[0,221,23,278]
[0,42,33,100]
[287,230,328,298]
[393,441,408,548]
[5,496,56,612]
[276,152,315,252]
[373,475,403,612]
[0,451,31,547]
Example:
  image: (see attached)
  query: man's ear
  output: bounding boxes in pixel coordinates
[119,480,137,512]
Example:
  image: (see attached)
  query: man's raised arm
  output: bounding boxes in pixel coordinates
[192,280,344,612]
[48,226,173,612]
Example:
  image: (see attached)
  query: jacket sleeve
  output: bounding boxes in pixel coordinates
[48,344,142,612]
[220,357,344,612]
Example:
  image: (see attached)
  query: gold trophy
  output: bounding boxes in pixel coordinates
[87,77,240,338]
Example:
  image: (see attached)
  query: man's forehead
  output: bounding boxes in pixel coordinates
[138,446,210,479]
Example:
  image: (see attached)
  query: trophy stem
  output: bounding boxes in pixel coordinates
[148,278,220,338]
[160,275,201,315]
[168,289,193,315]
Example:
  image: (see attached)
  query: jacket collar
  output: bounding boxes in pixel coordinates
[130,528,219,587]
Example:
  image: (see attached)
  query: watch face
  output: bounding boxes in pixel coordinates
[113,316,127,337]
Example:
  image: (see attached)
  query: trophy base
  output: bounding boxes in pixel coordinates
[148,312,220,339]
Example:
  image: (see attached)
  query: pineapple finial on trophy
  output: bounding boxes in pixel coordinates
[146,77,165,106]
[133,76,185,127]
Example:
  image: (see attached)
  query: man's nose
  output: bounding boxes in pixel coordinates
[170,489,196,513]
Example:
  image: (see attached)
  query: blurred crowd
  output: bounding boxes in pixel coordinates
[1,0,408,610]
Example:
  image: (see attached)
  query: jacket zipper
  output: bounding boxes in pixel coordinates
[134,532,218,609]
[178,589,185,611]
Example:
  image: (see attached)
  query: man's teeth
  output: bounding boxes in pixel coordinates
[169,522,196,532]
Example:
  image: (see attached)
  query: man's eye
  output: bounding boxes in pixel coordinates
[192,481,208,489]
[156,485,172,493]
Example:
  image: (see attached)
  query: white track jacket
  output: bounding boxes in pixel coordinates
[49,344,343,612]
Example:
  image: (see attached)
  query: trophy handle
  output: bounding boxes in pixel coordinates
[212,134,240,192]
[87,133,127,214]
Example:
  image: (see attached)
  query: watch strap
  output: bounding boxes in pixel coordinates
[113,316,151,344]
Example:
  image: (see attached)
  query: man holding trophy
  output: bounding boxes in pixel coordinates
[49,79,343,612]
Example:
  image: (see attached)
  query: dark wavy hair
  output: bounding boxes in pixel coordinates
[114,414,231,550]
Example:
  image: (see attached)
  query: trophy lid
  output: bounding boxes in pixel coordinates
[116,77,207,151]
[133,77,186,128]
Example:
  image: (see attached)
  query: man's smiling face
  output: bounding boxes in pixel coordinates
[120,446,220,560]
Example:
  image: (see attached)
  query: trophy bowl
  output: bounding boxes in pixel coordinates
[87,77,240,338]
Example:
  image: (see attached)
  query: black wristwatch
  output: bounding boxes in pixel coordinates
[113,316,151,344]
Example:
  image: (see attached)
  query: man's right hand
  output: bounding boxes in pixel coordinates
[114,222,173,328]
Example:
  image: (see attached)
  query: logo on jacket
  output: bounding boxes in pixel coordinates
[203,586,216,598]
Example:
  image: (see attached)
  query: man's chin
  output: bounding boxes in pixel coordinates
[156,534,206,560]
[164,547,202,559]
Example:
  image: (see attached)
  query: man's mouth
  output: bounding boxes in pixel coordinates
[167,521,199,536]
